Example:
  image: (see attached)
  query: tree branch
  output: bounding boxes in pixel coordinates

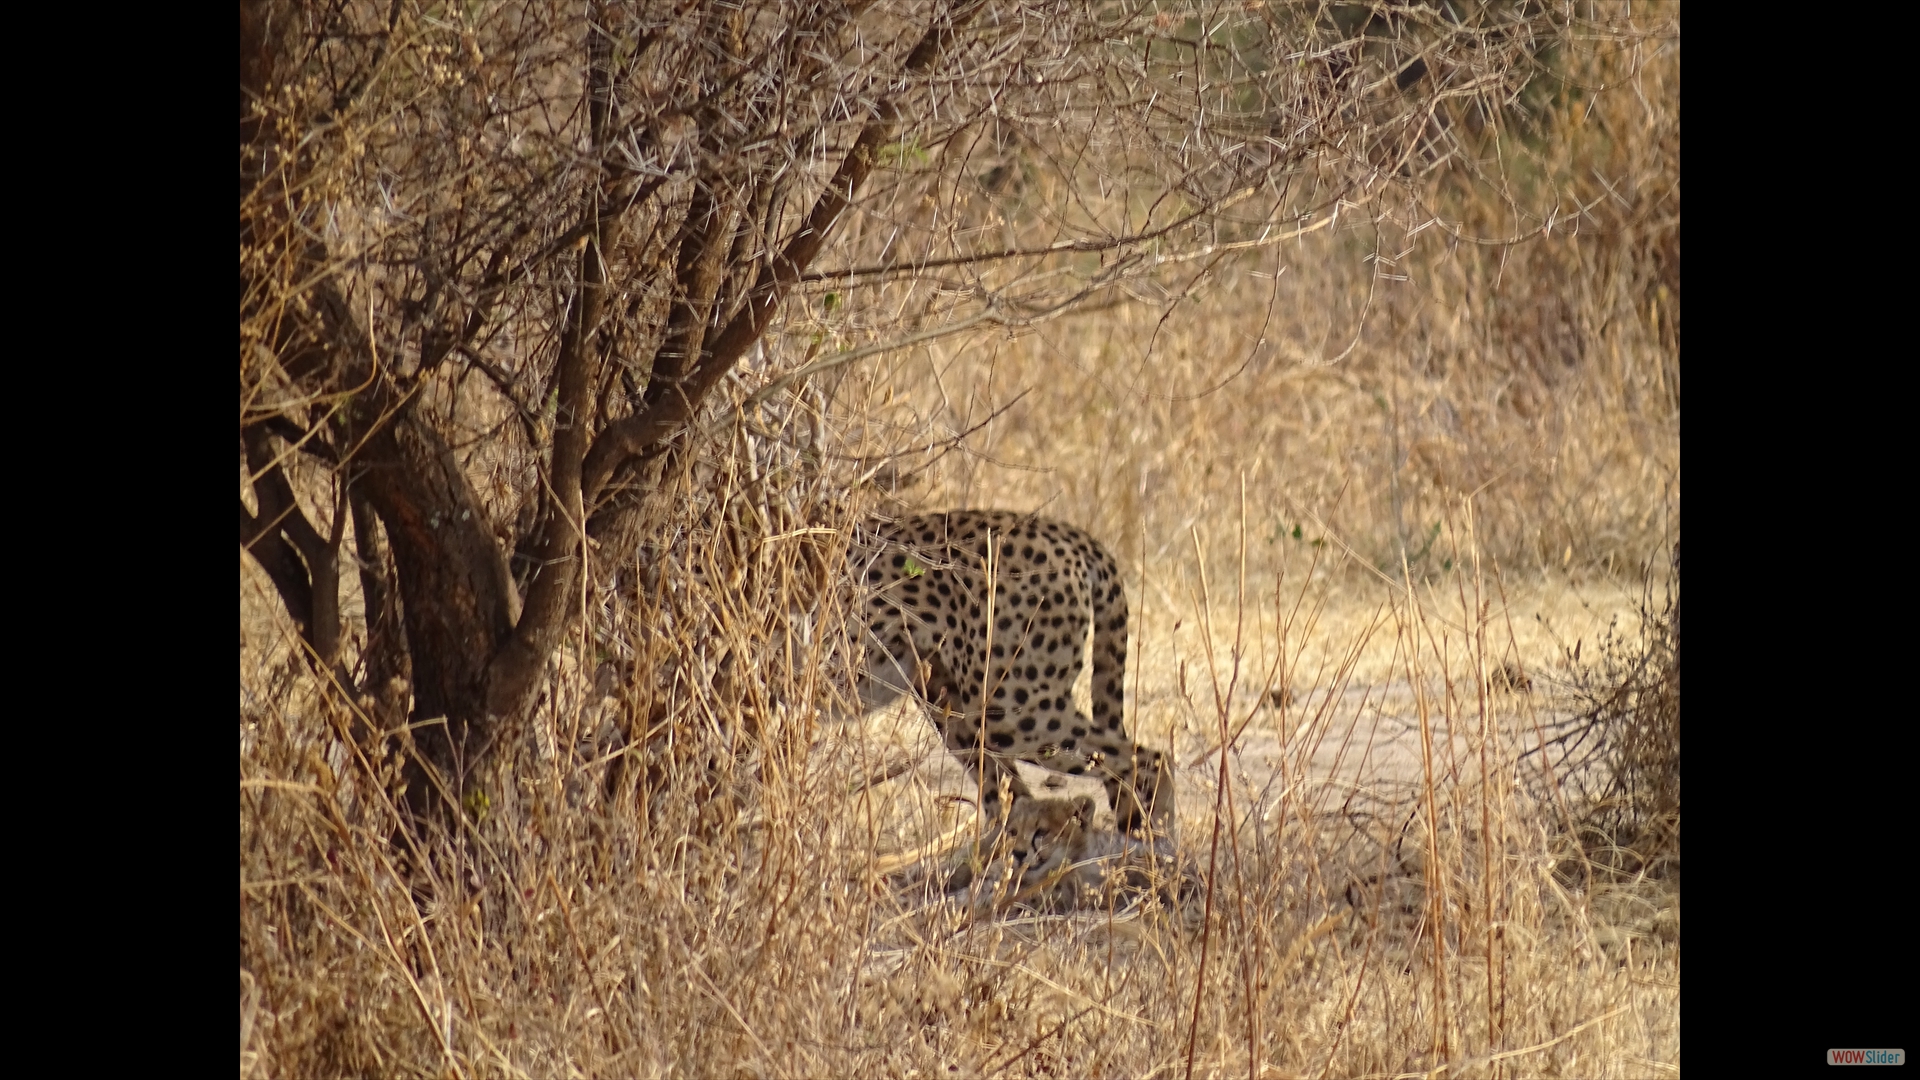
[485,6,623,720]
[240,424,343,669]
[240,498,313,638]
[579,2,987,508]
[347,480,410,726]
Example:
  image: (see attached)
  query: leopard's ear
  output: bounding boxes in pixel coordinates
[1072,795,1096,820]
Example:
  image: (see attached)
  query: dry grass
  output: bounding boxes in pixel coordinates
[240,15,1678,1079]
[242,517,1679,1077]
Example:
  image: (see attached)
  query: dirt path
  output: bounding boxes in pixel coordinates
[821,573,1636,854]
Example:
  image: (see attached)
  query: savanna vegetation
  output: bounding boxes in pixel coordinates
[241,1,1679,1075]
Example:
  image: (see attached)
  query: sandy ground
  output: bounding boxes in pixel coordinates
[815,571,1648,861]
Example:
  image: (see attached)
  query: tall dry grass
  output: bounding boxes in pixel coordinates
[788,0,1681,587]
[241,13,1678,1079]
[241,499,1680,1076]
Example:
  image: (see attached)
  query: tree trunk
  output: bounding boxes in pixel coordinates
[353,409,520,812]
[348,483,411,730]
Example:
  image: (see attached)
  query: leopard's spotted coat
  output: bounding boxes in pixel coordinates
[850,510,1173,836]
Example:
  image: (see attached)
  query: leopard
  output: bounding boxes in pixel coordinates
[847,510,1175,840]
